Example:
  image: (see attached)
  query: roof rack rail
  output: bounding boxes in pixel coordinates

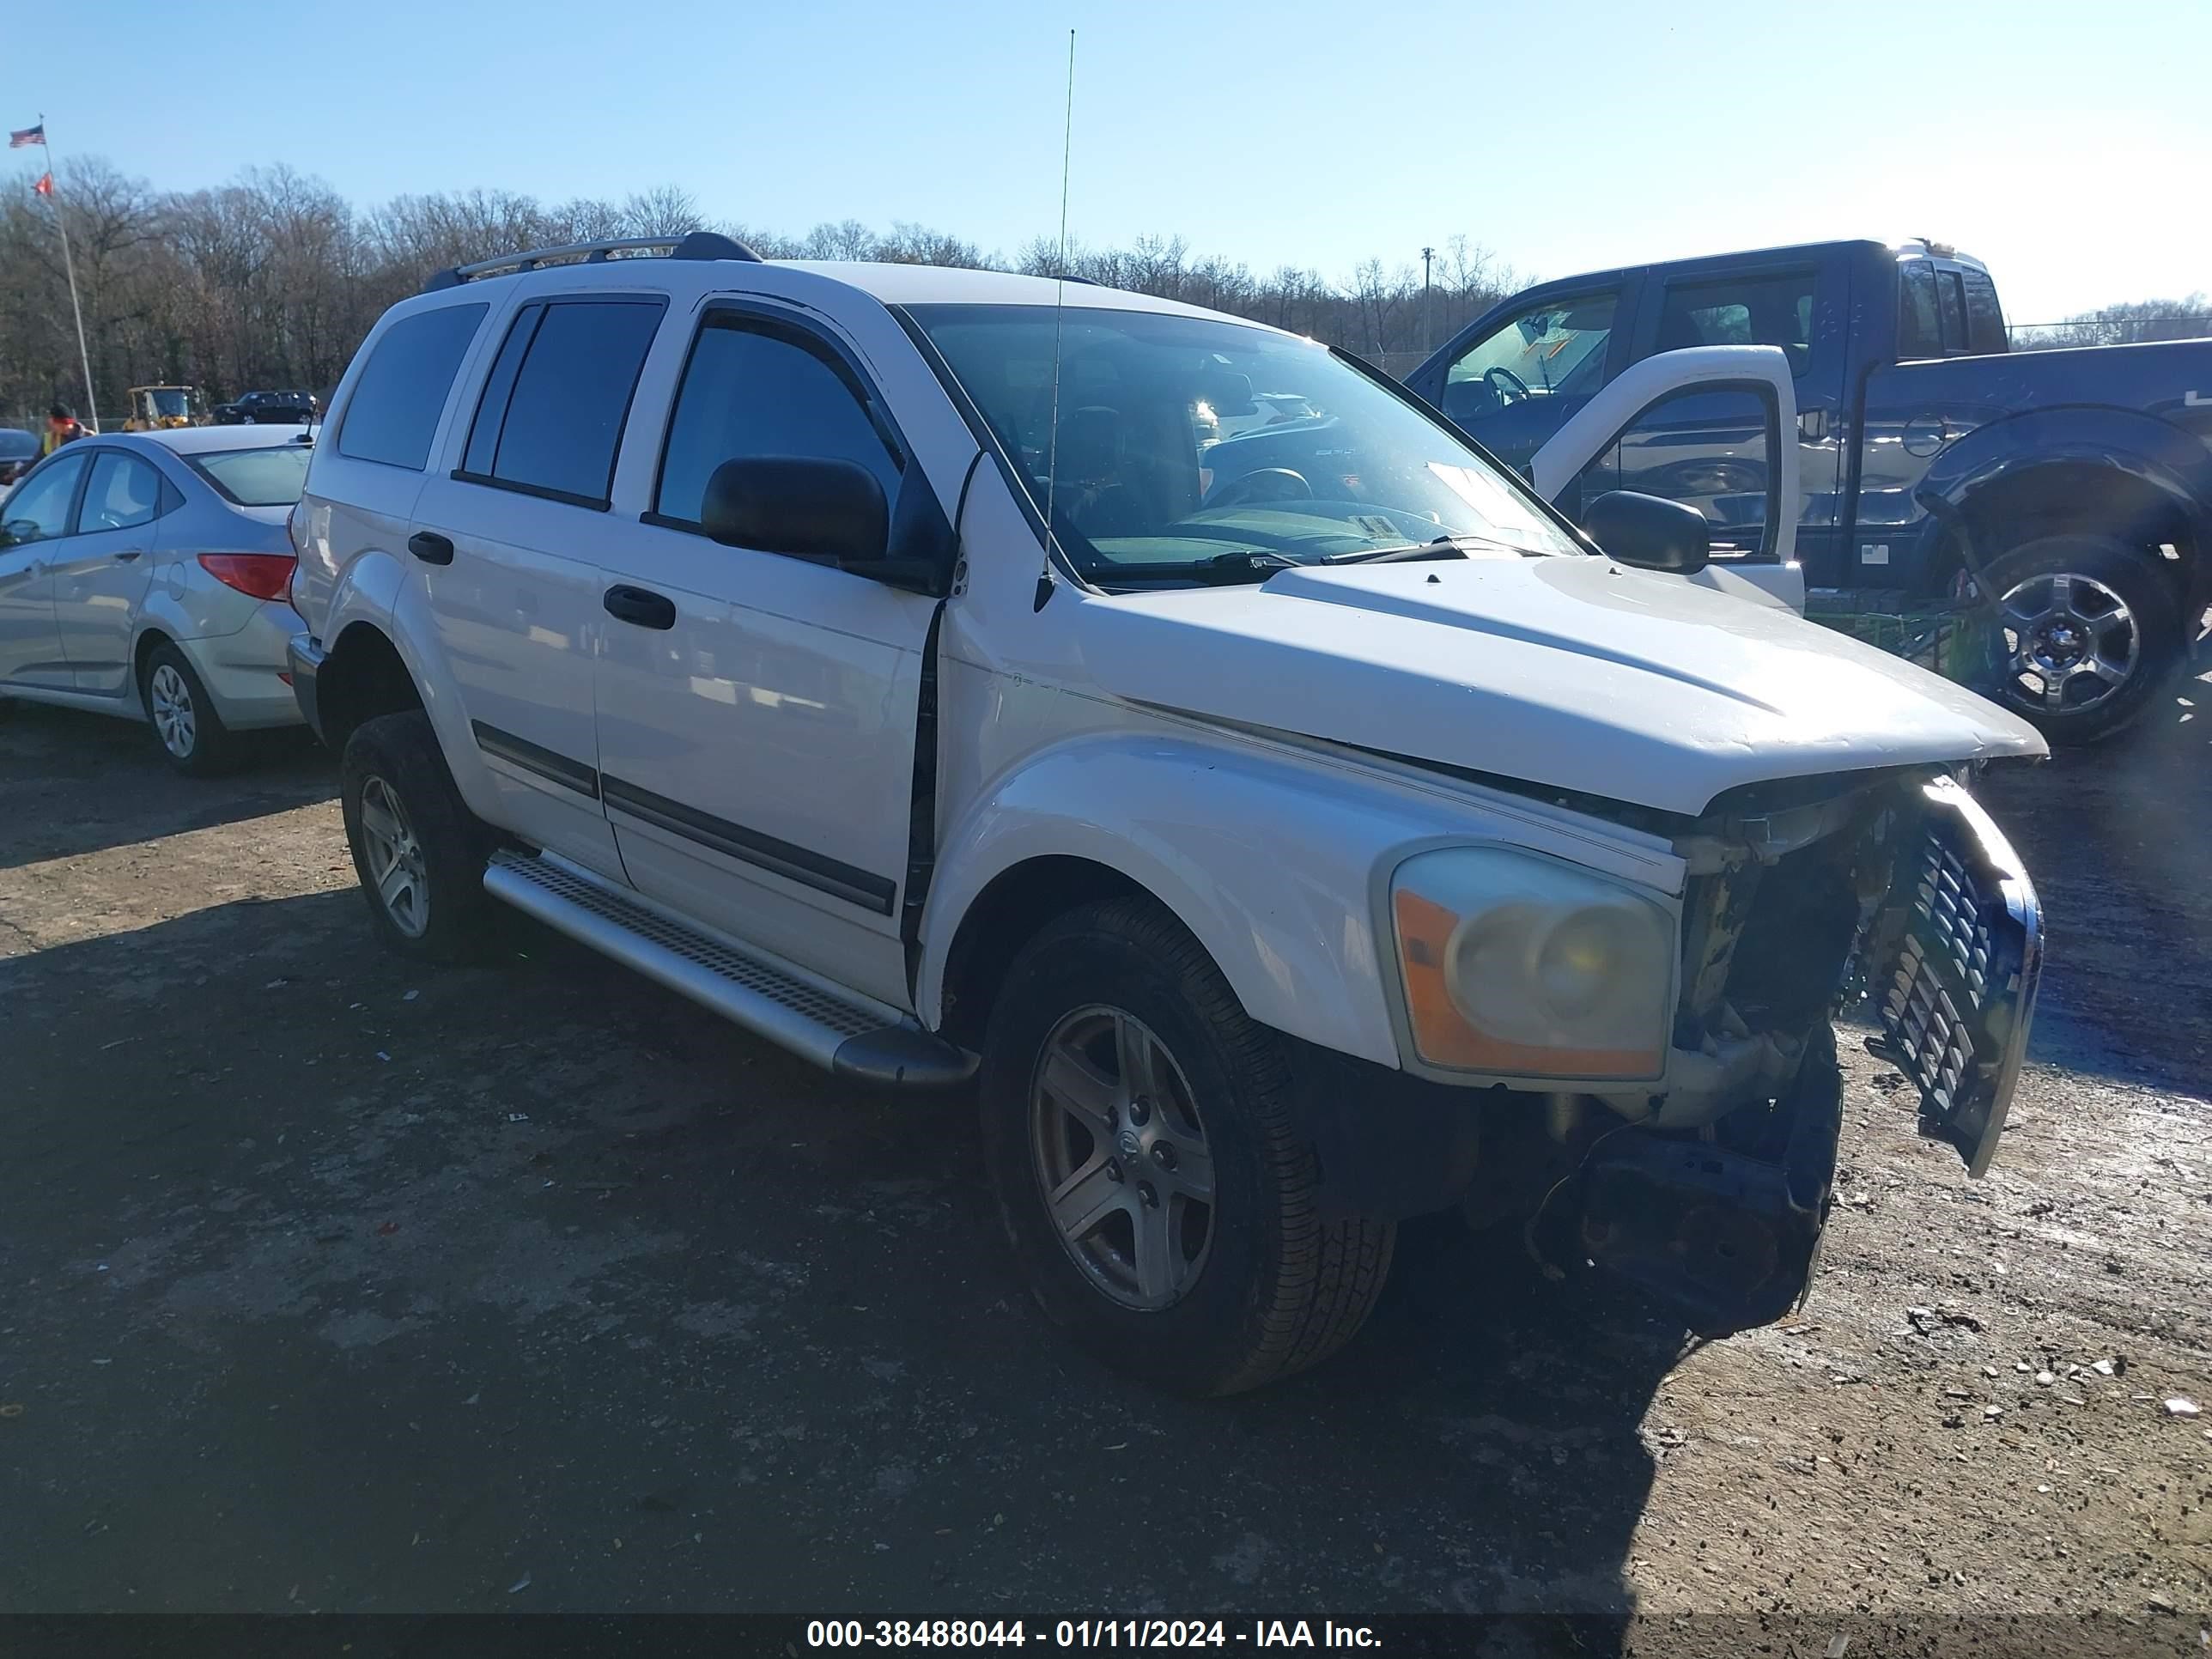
[422,230,763,294]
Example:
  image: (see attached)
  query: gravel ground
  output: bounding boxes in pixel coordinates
[0,684,2206,1632]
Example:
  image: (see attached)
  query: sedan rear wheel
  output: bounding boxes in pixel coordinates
[141,641,237,776]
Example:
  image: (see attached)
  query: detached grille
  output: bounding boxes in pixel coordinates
[1883,934,1976,1114]
[1875,780,2042,1176]
[1919,838,1996,1003]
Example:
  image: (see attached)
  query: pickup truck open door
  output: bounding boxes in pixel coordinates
[1528,343,1806,611]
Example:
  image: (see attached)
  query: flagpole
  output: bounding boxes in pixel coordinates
[36,115,100,433]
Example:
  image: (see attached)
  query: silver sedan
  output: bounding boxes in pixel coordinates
[0,425,313,775]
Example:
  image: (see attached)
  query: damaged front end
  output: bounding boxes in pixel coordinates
[1569,769,2043,1335]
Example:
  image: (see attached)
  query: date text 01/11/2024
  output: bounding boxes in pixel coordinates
[805,1620,1382,1648]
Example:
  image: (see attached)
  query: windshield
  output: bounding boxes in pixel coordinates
[908,304,1583,581]
[1445,301,1613,398]
[147,389,191,419]
[188,443,312,507]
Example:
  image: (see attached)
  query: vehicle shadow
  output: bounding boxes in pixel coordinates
[1252,1214,1678,1626]
[3,889,1676,1623]
[1975,672,2212,1095]
[0,701,333,872]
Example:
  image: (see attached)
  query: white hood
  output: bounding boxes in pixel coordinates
[1071,557,2047,817]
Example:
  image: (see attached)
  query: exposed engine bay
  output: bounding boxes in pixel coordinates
[1563,765,2043,1335]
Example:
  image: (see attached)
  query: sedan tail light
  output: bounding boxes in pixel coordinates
[198,553,298,603]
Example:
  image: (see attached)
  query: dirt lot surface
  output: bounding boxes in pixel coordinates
[1,685,2208,1632]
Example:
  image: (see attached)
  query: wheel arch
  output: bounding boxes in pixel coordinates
[1915,411,2212,599]
[130,623,175,694]
[934,854,1154,1053]
[317,618,424,755]
[1955,462,2197,596]
[916,731,1587,1070]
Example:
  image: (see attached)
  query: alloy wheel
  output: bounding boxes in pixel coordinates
[1030,1006,1216,1311]
[357,775,430,939]
[1997,569,2138,715]
[148,663,197,759]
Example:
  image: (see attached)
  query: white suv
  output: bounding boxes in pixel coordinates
[287,233,2047,1395]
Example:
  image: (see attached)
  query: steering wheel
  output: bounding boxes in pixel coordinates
[1484,366,1532,407]
[1206,467,1315,509]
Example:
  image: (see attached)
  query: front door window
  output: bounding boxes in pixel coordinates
[1437,295,1618,477]
[2,451,90,545]
[1441,297,1616,423]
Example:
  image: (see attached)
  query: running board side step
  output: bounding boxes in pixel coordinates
[483,850,975,1088]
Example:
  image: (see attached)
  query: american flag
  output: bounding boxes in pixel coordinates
[9,123,46,149]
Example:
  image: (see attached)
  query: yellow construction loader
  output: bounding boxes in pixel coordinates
[122,386,206,431]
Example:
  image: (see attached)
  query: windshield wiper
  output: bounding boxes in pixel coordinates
[1328,533,1514,565]
[1104,550,1301,585]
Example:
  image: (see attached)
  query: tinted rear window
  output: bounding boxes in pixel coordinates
[1936,270,1969,354]
[1898,263,1942,358]
[463,298,664,507]
[1961,269,2008,355]
[1655,272,1816,377]
[337,303,488,470]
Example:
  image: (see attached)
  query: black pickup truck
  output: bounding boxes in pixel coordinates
[1407,240,2212,742]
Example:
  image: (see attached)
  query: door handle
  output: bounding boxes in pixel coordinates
[112,548,143,562]
[603,584,677,630]
[407,530,455,565]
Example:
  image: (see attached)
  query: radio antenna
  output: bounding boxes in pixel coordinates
[1036,27,1076,611]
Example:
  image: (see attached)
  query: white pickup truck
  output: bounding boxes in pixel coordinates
[285,234,2045,1395]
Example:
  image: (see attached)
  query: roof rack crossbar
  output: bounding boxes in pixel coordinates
[422,230,763,293]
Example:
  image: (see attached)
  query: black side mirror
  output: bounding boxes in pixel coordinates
[703,457,889,563]
[1581,490,1711,575]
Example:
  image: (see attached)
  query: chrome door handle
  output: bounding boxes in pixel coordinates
[112,549,142,562]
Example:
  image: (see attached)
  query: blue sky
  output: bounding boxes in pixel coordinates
[7,0,2207,324]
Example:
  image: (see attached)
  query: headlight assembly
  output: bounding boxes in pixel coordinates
[1389,846,1674,1081]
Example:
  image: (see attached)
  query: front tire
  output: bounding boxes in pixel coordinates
[1980,535,2184,744]
[979,896,1394,1395]
[141,642,238,776]
[339,708,496,962]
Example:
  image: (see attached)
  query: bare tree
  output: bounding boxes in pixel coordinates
[620,185,703,240]
[0,150,1899,430]
[2013,294,2211,350]
[800,219,878,262]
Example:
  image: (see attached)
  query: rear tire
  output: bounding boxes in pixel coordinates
[979,896,1394,1395]
[339,708,496,963]
[141,641,239,777]
[1979,535,2184,744]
